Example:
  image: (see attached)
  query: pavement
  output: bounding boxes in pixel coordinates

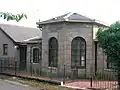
[0,78,42,90]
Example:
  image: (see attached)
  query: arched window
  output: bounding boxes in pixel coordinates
[71,37,86,68]
[33,48,40,63]
[49,37,58,67]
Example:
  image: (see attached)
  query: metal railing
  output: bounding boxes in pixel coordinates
[0,57,117,89]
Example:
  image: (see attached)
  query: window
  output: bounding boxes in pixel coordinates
[40,42,42,61]
[107,56,114,69]
[33,48,40,63]
[107,62,114,69]
[71,37,86,68]
[3,44,8,55]
[49,37,58,67]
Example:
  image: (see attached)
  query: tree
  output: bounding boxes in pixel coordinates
[0,12,27,22]
[97,21,120,89]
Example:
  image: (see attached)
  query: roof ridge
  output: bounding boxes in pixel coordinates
[37,12,109,27]
[52,12,70,19]
[63,12,73,19]
[0,23,38,29]
[24,36,41,41]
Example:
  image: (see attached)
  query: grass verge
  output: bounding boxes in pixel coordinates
[0,74,75,90]
[16,78,75,90]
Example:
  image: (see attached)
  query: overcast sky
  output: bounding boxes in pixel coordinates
[0,0,119,28]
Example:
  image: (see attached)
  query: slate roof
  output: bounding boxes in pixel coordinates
[37,12,109,27]
[0,23,42,43]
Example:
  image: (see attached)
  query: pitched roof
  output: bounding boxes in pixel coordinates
[37,12,109,27]
[22,36,42,44]
[0,24,42,43]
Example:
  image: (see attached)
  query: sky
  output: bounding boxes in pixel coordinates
[0,0,119,28]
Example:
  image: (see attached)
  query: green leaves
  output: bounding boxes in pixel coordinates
[97,21,120,71]
[0,12,27,22]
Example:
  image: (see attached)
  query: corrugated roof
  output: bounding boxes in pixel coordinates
[0,24,42,42]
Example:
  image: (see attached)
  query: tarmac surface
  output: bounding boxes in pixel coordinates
[0,79,42,90]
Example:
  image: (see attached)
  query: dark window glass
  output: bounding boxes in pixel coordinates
[49,37,58,67]
[71,37,86,68]
[33,48,40,63]
[3,44,8,55]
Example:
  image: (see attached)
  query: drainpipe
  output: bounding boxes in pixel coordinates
[90,20,95,88]
[91,19,95,75]
[94,41,97,75]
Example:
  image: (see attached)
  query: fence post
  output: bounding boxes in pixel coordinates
[2,58,4,72]
[90,76,93,87]
[18,61,20,73]
[90,65,93,88]
[50,66,52,80]
[39,63,41,76]
[15,60,17,75]
[1,59,2,73]
[30,62,32,76]
[7,57,9,71]
[63,65,65,83]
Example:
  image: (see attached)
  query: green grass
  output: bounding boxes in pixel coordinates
[14,78,75,90]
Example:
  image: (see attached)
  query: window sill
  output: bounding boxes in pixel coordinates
[48,67,57,69]
[32,63,40,64]
[71,66,86,69]
[104,69,114,71]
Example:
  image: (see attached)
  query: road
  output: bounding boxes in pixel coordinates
[0,79,41,90]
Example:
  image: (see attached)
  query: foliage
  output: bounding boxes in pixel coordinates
[97,21,120,71]
[0,12,27,22]
[97,21,120,87]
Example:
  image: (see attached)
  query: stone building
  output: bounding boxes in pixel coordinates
[36,12,109,75]
[26,36,42,72]
[0,23,41,70]
[0,13,111,76]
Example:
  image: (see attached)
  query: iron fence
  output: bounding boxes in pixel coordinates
[0,57,118,89]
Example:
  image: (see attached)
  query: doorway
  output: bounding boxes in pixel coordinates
[19,45,27,70]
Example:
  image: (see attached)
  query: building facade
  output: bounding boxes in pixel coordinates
[36,12,109,76]
[0,13,110,77]
[0,23,41,71]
